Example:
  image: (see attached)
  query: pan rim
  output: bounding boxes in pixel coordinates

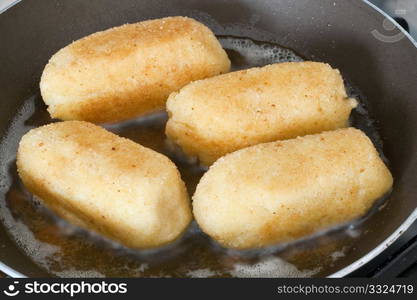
[328,0,417,278]
[363,0,417,48]
[0,0,416,278]
[0,261,25,278]
[0,0,21,14]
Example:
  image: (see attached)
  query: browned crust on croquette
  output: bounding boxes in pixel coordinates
[192,128,393,249]
[17,121,192,249]
[166,62,357,165]
[40,17,231,123]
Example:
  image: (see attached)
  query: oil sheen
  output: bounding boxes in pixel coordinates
[0,36,386,278]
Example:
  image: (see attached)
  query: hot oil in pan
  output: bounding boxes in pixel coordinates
[0,36,386,277]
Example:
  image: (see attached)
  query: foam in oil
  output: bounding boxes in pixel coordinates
[0,36,383,278]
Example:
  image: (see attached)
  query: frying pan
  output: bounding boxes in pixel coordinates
[0,0,416,278]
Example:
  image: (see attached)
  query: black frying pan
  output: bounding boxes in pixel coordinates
[0,0,416,278]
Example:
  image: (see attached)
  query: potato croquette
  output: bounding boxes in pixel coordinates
[17,121,192,249]
[166,62,357,165]
[40,17,231,123]
[193,128,393,250]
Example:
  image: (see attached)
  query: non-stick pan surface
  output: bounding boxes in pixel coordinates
[0,0,416,277]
